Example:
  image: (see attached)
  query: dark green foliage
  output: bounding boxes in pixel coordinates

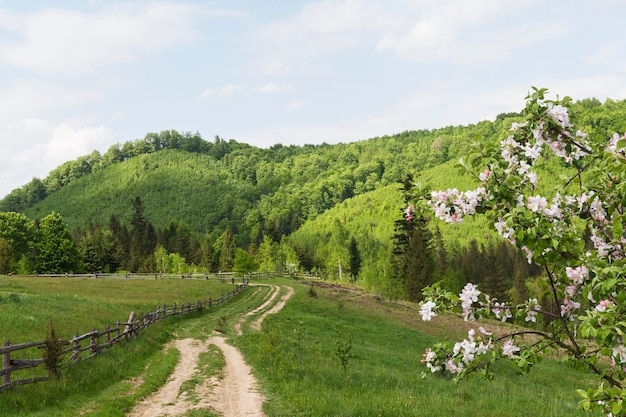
[77,226,123,273]
[391,176,435,301]
[348,236,361,281]
[0,238,12,274]
[43,320,68,378]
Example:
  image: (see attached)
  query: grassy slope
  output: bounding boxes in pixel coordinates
[235,280,601,417]
[0,276,604,416]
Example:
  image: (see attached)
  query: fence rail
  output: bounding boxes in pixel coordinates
[0,279,249,393]
[17,271,320,280]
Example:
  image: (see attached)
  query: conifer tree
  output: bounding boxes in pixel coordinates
[348,236,361,281]
[391,175,435,301]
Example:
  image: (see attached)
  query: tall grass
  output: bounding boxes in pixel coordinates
[0,275,236,343]
[235,280,603,417]
[0,274,248,417]
[0,277,605,416]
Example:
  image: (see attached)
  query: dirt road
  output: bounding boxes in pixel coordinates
[127,284,292,417]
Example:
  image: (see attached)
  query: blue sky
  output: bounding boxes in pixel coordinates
[1,0,625,199]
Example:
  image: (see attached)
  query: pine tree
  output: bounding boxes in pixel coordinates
[348,236,361,281]
[403,215,435,301]
[391,175,435,301]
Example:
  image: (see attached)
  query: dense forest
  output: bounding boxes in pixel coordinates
[1,97,625,301]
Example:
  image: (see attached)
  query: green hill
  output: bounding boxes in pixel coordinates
[1,96,626,295]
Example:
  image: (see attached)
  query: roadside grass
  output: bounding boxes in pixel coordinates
[0,276,606,416]
[0,275,254,417]
[0,275,237,343]
[235,280,603,417]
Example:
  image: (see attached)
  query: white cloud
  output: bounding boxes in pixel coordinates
[253,0,401,64]
[198,83,248,99]
[46,123,115,163]
[0,2,202,73]
[288,100,308,111]
[257,82,293,94]
[375,0,556,64]
[0,119,116,197]
[0,79,105,121]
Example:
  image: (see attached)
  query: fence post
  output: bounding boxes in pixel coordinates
[2,340,10,387]
[105,325,111,345]
[90,328,97,356]
[209,298,212,307]
[73,332,80,361]
[124,312,135,338]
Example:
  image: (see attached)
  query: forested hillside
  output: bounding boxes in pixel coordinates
[1,96,625,299]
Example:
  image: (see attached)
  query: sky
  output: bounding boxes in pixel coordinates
[1,0,625,199]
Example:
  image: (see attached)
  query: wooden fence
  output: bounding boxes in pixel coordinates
[0,279,249,393]
[21,271,319,280]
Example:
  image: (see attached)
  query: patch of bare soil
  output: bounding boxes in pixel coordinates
[204,336,266,417]
[128,338,207,417]
[234,284,280,336]
[251,286,294,331]
[127,285,293,417]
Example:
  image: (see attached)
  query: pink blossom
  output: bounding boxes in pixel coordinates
[502,340,520,358]
[595,300,611,313]
[566,266,588,285]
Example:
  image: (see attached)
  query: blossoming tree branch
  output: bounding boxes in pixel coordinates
[409,87,626,416]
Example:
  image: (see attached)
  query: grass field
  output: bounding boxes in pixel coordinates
[0,275,605,416]
[0,275,236,343]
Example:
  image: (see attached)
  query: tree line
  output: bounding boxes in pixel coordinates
[0,197,296,276]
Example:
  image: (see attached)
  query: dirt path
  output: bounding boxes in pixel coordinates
[251,286,294,331]
[127,284,293,417]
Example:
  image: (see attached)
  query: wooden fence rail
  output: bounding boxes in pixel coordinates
[19,271,320,280]
[0,279,249,393]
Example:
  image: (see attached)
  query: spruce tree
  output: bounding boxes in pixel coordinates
[391,175,435,301]
[348,236,361,281]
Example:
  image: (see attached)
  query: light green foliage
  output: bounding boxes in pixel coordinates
[233,248,258,276]
[36,212,81,273]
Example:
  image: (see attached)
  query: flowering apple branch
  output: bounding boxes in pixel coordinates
[411,87,626,416]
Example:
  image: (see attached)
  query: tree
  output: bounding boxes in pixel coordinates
[0,238,12,274]
[403,214,435,301]
[35,212,81,273]
[128,196,156,272]
[0,212,36,272]
[414,88,626,415]
[219,228,236,271]
[348,236,361,281]
[233,248,258,276]
[391,175,435,301]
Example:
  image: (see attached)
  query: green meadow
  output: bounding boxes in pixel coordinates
[0,276,603,416]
